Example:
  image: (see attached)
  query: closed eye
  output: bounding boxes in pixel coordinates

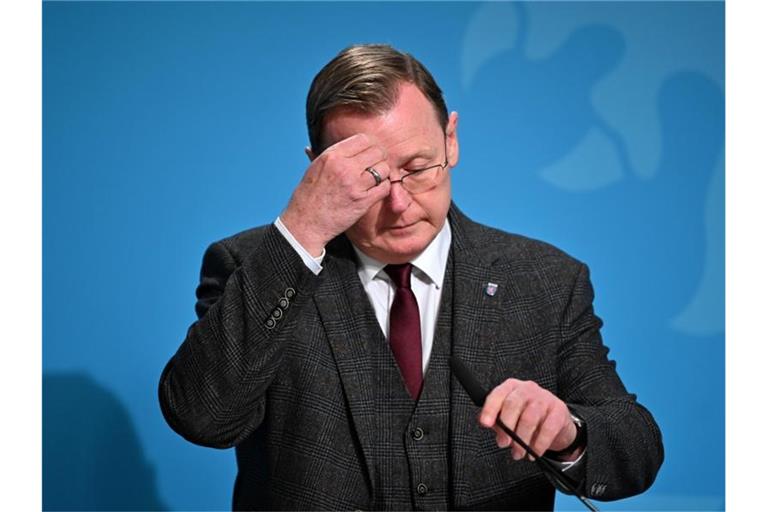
[403,162,440,174]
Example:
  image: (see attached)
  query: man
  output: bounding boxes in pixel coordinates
[159,44,663,510]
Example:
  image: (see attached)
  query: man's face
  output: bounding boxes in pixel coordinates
[321,82,459,264]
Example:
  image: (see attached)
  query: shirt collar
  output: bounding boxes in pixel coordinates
[352,220,452,288]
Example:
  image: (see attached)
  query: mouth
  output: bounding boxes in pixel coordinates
[385,221,422,235]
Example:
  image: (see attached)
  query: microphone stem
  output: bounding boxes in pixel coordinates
[494,419,599,512]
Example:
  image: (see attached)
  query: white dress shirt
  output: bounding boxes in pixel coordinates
[275,217,450,372]
[350,221,451,373]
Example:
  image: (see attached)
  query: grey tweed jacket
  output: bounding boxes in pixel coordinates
[159,204,663,510]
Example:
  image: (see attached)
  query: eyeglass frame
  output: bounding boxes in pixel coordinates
[387,133,450,193]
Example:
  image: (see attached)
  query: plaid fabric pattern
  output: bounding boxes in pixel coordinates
[159,204,663,510]
[360,250,455,510]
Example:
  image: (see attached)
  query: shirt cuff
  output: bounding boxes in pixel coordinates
[274,216,325,275]
[545,447,586,472]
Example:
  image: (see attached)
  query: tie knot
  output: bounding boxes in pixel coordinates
[384,263,413,289]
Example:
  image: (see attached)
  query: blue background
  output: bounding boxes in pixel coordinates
[43,1,724,510]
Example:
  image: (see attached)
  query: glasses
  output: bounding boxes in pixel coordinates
[389,135,449,194]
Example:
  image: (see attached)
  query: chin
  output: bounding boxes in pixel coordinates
[377,236,432,264]
[351,223,439,263]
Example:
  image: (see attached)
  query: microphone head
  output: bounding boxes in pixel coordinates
[449,356,489,408]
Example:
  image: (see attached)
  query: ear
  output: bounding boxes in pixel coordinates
[305,146,317,161]
[445,111,459,168]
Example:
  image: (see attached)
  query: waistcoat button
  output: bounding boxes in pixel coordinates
[412,427,424,440]
[416,482,428,495]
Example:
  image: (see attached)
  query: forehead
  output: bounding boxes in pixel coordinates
[322,83,443,153]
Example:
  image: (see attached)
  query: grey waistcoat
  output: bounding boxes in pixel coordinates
[366,252,455,511]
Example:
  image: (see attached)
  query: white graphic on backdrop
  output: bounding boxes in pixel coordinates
[460,3,723,336]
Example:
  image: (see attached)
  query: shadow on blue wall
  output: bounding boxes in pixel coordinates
[43,372,167,511]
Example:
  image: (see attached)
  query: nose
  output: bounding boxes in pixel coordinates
[385,180,412,214]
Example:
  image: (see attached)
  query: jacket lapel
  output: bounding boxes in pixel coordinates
[447,206,508,508]
[312,235,379,498]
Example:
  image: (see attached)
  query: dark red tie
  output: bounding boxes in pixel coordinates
[384,263,423,399]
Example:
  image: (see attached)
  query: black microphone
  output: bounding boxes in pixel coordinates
[449,356,599,512]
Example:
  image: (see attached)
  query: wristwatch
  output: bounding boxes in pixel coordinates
[545,412,587,459]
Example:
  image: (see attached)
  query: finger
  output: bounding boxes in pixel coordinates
[358,161,391,191]
[530,404,567,459]
[479,379,519,428]
[510,401,546,460]
[360,162,392,192]
[364,178,391,204]
[354,145,388,175]
[496,383,528,428]
[328,133,376,158]
[497,391,527,457]
[493,425,512,449]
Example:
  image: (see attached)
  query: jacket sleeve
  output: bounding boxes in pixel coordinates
[158,224,321,448]
[557,263,664,501]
